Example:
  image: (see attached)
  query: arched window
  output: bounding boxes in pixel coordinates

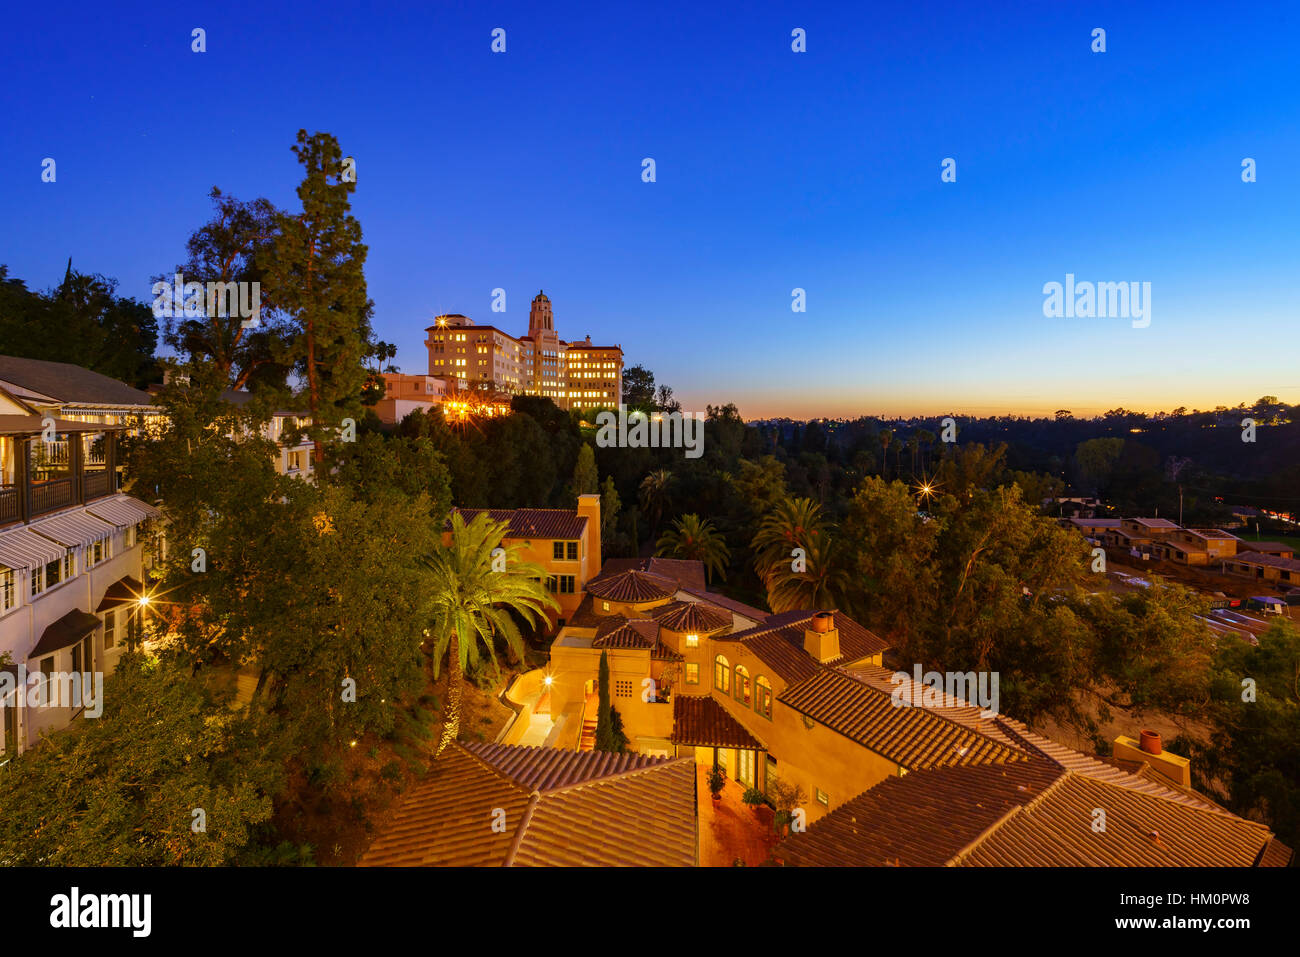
[734,665,752,706]
[714,655,730,694]
[755,676,773,719]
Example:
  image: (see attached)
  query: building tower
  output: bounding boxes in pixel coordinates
[528,290,553,334]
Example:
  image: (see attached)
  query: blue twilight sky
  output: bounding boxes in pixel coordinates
[2,0,1298,419]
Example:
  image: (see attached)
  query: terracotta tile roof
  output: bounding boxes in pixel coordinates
[650,599,733,634]
[679,588,770,621]
[592,557,706,589]
[461,741,668,791]
[451,507,587,540]
[775,759,1062,867]
[775,711,1287,868]
[592,614,630,639]
[592,619,660,649]
[586,568,678,602]
[566,593,602,628]
[671,695,766,750]
[777,668,1023,770]
[360,743,696,867]
[509,758,697,866]
[956,771,1278,866]
[652,642,684,662]
[359,745,531,866]
[1259,838,1295,867]
[725,611,891,684]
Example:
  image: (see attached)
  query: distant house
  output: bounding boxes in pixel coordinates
[1232,541,1295,560]
[1045,496,1103,518]
[373,372,449,425]
[1065,517,1121,541]
[219,390,316,480]
[1223,552,1300,587]
[446,494,603,629]
[1150,528,1240,566]
[1101,517,1178,555]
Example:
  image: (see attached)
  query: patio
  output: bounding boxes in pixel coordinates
[696,763,779,867]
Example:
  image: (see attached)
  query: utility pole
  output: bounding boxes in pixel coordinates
[1179,485,1184,527]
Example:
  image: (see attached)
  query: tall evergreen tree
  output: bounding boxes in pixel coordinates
[572,443,599,498]
[265,130,374,461]
[596,650,615,752]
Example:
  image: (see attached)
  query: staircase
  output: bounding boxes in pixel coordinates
[578,693,599,751]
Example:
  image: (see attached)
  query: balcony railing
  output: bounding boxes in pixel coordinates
[83,469,113,500]
[29,477,75,517]
[0,433,121,529]
[0,486,18,524]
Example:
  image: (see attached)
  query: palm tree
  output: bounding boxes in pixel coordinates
[916,428,936,475]
[764,533,850,613]
[878,428,893,480]
[419,511,559,756]
[638,469,673,542]
[751,497,827,587]
[656,514,731,583]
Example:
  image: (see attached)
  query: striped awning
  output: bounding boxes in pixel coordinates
[85,494,163,528]
[0,526,66,571]
[29,510,117,547]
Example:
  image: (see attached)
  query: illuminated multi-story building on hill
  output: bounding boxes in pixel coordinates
[424,291,623,411]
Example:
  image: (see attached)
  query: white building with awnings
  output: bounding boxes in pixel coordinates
[0,392,164,758]
[0,494,161,756]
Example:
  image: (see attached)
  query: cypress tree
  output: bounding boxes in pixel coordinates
[595,650,614,752]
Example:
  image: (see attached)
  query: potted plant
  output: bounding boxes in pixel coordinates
[707,765,726,800]
[742,787,766,815]
[767,776,807,838]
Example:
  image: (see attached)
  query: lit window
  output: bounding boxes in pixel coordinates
[685,663,699,685]
[685,633,699,648]
[816,788,829,807]
[734,665,752,706]
[714,655,730,694]
[756,676,773,718]
[0,567,14,612]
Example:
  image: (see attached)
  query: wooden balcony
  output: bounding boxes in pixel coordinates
[0,433,120,530]
[29,476,75,517]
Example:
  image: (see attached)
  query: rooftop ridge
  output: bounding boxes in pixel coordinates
[945,768,1073,866]
[537,754,693,796]
[501,790,542,867]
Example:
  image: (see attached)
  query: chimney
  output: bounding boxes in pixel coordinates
[803,611,840,663]
[1113,730,1190,788]
[576,493,602,579]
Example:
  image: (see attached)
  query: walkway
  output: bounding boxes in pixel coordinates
[695,763,779,866]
